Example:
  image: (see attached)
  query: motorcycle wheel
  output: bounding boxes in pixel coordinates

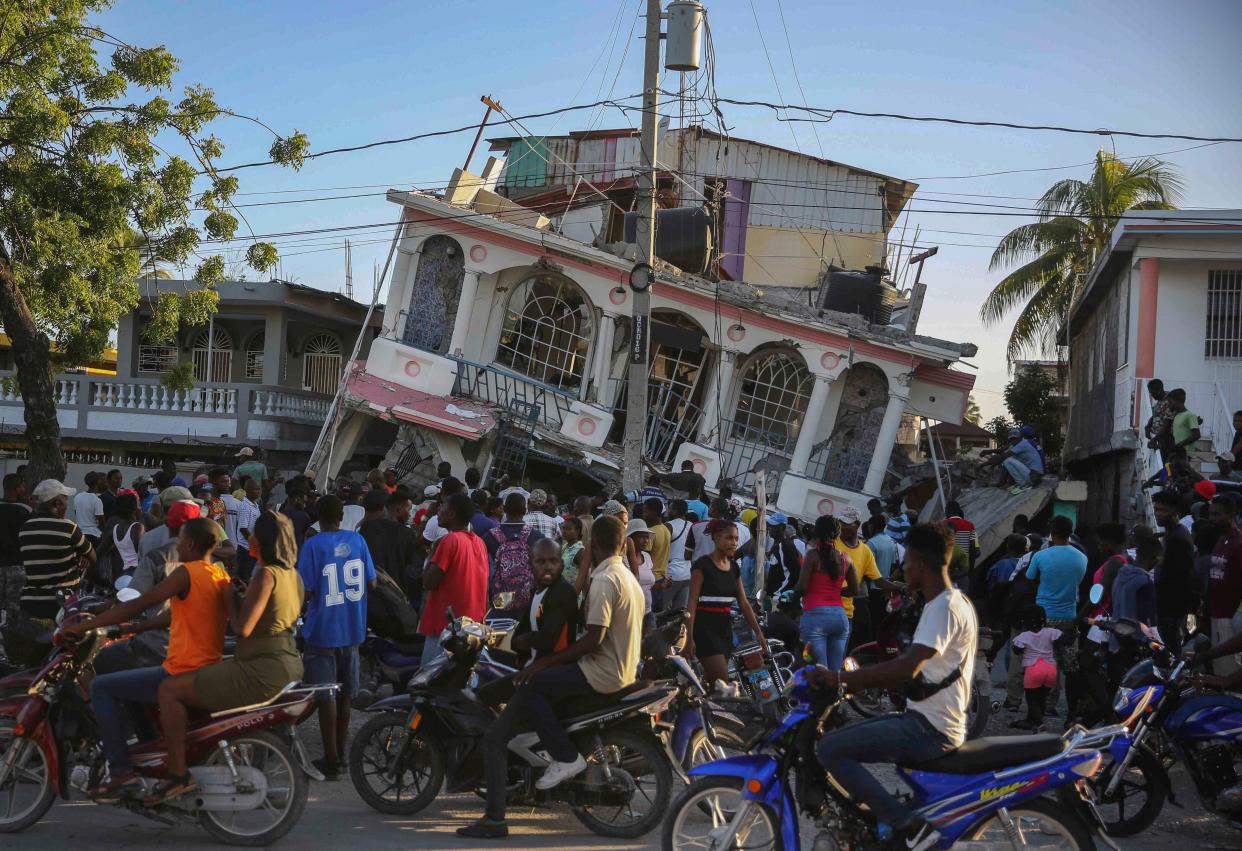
[1071,744,1166,838]
[964,797,1096,850]
[573,729,672,839]
[845,647,903,718]
[662,776,782,851]
[197,730,309,847]
[966,686,991,740]
[348,711,444,815]
[0,718,55,833]
[685,727,747,772]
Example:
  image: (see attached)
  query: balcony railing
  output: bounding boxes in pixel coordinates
[606,378,706,467]
[451,357,576,430]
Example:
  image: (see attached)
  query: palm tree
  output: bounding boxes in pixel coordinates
[964,395,982,425]
[980,151,1182,360]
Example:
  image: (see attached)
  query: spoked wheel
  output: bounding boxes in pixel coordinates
[846,648,904,718]
[573,729,672,839]
[0,719,55,833]
[348,712,444,815]
[685,727,747,773]
[966,686,991,740]
[662,776,781,851]
[197,730,309,846]
[964,798,1096,850]
[1074,745,1166,837]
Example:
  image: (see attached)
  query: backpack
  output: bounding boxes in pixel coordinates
[489,526,534,612]
[367,570,421,640]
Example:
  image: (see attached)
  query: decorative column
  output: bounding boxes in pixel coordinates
[261,309,287,387]
[789,375,834,475]
[698,349,737,445]
[591,316,616,404]
[448,269,482,357]
[863,390,910,495]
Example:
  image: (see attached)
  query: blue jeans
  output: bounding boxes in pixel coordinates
[800,606,850,669]
[90,665,169,775]
[817,711,952,829]
[1002,457,1032,486]
[420,635,445,666]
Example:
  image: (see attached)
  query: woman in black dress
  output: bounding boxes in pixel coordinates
[685,518,768,684]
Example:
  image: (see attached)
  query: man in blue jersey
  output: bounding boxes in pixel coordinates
[297,495,377,780]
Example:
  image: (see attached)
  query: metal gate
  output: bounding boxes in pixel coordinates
[302,334,342,394]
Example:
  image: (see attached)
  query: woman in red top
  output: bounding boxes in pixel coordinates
[796,515,859,669]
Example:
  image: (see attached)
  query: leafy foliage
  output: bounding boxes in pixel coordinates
[985,415,1013,446]
[1003,365,1063,458]
[964,395,982,425]
[980,152,1181,360]
[0,0,309,479]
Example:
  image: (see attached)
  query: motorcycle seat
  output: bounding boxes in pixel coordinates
[902,734,1063,775]
[551,680,652,718]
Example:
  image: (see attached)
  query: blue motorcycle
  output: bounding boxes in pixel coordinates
[663,666,1127,850]
[1080,616,1242,836]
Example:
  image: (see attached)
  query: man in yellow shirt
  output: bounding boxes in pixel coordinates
[835,506,901,648]
[643,498,671,611]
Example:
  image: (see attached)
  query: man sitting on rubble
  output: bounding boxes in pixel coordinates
[982,428,1045,494]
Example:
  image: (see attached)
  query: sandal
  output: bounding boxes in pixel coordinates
[142,773,198,806]
[88,772,142,800]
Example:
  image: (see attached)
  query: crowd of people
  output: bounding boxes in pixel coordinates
[2,428,1242,847]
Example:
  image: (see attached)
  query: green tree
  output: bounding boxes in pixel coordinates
[980,151,1181,360]
[985,415,1013,446]
[0,1,308,483]
[1003,364,1062,458]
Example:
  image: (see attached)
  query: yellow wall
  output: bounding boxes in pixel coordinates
[740,226,883,288]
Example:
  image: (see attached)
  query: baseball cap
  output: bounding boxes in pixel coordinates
[193,473,210,485]
[1194,480,1217,501]
[835,505,862,525]
[32,479,75,503]
[423,484,441,498]
[132,475,153,487]
[768,511,789,525]
[1008,428,1021,438]
[1218,451,1236,463]
[236,446,255,458]
[165,500,202,530]
[626,518,651,537]
[159,485,194,507]
[601,499,626,516]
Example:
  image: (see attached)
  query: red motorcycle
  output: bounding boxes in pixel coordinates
[0,626,332,846]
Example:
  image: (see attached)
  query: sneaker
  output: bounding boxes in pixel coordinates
[312,757,341,781]
[535,754,587,790]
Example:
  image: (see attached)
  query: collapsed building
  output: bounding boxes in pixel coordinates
[310,127,978,520]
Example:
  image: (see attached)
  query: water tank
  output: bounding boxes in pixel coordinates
[817,266,899,325]
[622,207,713,276]
[665,1,704,72]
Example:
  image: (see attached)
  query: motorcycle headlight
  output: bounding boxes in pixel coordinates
[1113,687,1132,714]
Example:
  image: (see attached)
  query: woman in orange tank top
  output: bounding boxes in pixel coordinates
[63,513,230,800]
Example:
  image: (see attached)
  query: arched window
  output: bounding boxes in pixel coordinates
[302,333,342,395]
[244,331,265,380]
[819,363,890,491]
[495,274,594,391]
[402,235,464,353]
[731,350,813,443]
[190,326,233,383]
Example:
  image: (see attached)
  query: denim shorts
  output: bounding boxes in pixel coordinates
[302,644,360,699]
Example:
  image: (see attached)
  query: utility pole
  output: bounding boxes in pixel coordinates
[621,0,664,492]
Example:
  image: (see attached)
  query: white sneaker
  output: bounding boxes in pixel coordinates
[535,754,587,790]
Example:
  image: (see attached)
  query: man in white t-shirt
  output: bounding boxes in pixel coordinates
[72,472,105,545]
[813,523,977,851]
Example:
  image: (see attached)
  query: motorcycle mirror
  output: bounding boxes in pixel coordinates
[842,656,860,672]
[492,592,515,610]
[116,588,141,603]
[1088,583,1104,605]
[114,575,132,591]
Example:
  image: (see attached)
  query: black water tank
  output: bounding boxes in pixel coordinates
[817,266,898,325]
[622,207,713,276]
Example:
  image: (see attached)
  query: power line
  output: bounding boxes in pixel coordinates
[712,97,1242,144]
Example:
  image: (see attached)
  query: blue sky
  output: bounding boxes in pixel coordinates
[95,0,1242,419]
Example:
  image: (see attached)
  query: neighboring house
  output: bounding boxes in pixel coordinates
[1066,209,1242,523]
[0,279,395,475]
[312,140,978,522]
[922,421,996,457]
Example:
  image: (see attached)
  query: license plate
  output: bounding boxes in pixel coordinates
[747,669,776,701]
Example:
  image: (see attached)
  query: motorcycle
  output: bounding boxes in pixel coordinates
[0,625,331,845]
[348,607,676,838]
[847,589,994,739]
[1075,607,1242,837]
[663,665,1129,850]
[353,631,424,709]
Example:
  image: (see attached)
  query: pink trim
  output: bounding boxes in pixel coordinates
[1136,258,1159,378]
[912,363,976,392]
